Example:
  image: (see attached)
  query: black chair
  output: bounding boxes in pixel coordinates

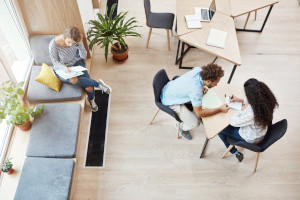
[144,0,175,50]
[149,69,182,139]
[221,119,288,172]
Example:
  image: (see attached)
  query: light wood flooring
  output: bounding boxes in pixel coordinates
[71,0,300,199]
[1,0,299,199]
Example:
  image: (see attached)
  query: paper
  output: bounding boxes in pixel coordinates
[194,7,202,16]
[206,28,228,48]
[185,15,202,29]
[225,96,242,111]
[55,66,87,79]
[202,89,222,109]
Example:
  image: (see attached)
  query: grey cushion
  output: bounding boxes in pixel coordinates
[26,103,81,158]
[30,35,55,65]
[27,66,83,103]
[14,157,74,200]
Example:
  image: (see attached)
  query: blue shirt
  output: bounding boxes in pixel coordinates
[161,67,204,107]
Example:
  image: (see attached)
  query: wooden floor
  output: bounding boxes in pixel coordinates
[71,0,300,199]
[1,0,299,199]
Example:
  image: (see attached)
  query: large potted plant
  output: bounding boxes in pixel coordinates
[0,81,45,131]
[86,3,142,62]
[1,157,14,175]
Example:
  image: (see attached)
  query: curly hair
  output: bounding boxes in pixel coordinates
[244,78,279,128]
[200,63,224,82]
[63,26,81,43]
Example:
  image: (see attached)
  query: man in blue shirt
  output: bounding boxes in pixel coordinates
[161,63,229,140]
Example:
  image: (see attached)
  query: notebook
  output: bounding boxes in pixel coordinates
[225,96,242,111]
[206,28,228,48]
[202,89,222,109]
[185,15,202,29]
[55,66,87,79]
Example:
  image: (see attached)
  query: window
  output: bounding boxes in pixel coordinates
[0,0,33,164]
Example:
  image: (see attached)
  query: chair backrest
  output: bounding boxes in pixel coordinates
[144,0,151,22]
[152,69,181,122]
[227,119,287,152]
[259,119,288,152]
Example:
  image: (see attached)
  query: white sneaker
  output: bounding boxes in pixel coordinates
[96,79,112,94]
[87,97,98,112]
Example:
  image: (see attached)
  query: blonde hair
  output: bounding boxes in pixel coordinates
[63,26,81,43]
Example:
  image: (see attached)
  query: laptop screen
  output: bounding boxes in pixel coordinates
[209,0,216,19]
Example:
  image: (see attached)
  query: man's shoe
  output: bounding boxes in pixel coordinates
[96,79,111,94]
[235,152,244,162]
[175,123,192,140]
[87,97,98,112]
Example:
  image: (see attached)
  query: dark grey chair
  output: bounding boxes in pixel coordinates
[144,0,175,50]
[149,69,182,138]
[221,119,288,172]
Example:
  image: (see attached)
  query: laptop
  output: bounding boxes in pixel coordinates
[195,0,216,22]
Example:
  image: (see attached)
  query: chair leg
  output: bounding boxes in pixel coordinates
[243,12,251,29]
[254,10,257,20]
[149,108,160,125]
[221,145,234,159]
[166,29,170,51]
[146,27,152,48]
[177,122,181,139]
[254,152,260,172]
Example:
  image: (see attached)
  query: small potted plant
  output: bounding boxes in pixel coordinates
[0,81,45,131]
[1,157,14,175]
[86,3,142,63]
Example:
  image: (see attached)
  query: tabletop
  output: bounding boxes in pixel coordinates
[202,83,245,139]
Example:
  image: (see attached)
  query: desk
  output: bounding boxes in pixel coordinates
[200,83,245,158]
[175,0,278,83]
[176,0,241,84]
[230,0,279,32]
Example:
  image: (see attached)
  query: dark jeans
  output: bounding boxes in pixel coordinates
[218,125,245,154]
[56,60,99,100]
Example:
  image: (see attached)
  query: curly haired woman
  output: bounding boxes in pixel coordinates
[218,78,279,162]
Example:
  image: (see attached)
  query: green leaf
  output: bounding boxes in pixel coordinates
[17,88,24,95]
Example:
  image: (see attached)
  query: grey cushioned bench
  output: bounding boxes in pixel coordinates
[26,35,83,103]
[27,66,83,103]
[14,157,74,200]
[26,103,81,158]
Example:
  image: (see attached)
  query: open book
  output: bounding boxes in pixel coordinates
[55,66,87,79]
[185,15,202,29]
[206,28,228,48]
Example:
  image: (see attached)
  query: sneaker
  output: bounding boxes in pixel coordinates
[175,123,192,140]
[87,97,98,112]
[235,152,244,162]
[96,79,111,94]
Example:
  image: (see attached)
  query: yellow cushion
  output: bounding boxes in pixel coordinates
[35,63,62,92]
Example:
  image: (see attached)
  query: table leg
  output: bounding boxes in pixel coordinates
[177,42,194,69]
[200,137,209,158]
[212,57,218,63]
[236,5,274,32]
[175,40,181,64]
[227,65,237,84]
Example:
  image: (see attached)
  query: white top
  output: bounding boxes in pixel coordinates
[230,103,267,144]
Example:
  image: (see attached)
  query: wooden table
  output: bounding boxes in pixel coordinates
[200,83,245,158]
[175,0,278,83]
[175,0,241,84]
[230,0,279,32]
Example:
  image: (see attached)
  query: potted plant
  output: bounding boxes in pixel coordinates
[0,81,45,131]
[86,3,142,62]
[1,157,14,175]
